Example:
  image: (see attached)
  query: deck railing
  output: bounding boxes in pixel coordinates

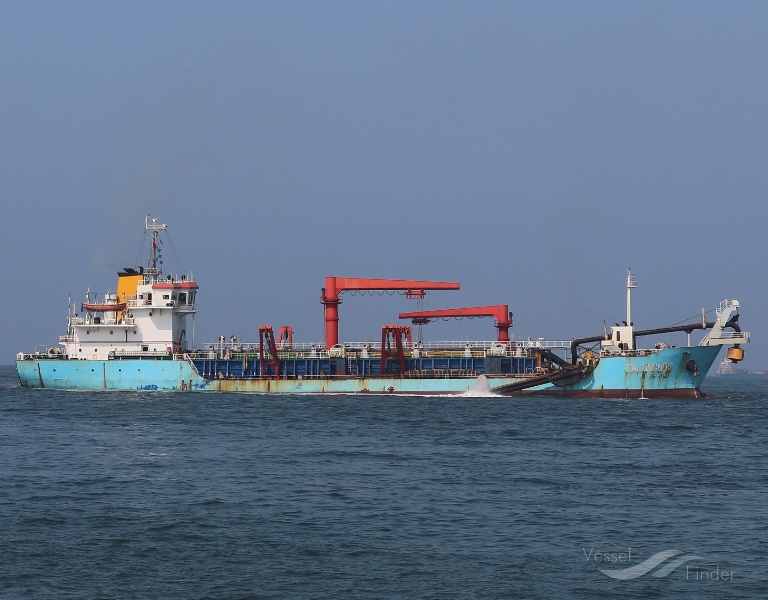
[190,338,574,361]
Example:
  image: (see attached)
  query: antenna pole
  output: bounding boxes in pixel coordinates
[144,214,168,277]
[626,268,637,326]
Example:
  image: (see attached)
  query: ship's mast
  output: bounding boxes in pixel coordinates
[626,268,637,326]
[145,215,167,279]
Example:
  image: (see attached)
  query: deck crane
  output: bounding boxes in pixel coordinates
[398,304,513,342]
[320,277,460,348]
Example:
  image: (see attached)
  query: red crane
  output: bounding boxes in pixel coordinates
[320,277,460,348]
[380,324,412,374]
[398,304,513,342]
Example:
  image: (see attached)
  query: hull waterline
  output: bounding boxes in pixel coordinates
[16,344,723,397]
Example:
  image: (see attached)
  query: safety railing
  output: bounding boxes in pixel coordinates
[196,338,574,360]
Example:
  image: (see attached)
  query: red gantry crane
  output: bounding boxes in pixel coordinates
[398,304,513,342]
[320,277,460,348]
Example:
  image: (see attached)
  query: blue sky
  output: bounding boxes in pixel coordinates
[2,1,767,368]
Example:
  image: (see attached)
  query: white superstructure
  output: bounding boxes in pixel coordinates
[58,216,199,360]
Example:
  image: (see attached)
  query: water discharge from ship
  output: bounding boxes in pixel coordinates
[460,375,499,397]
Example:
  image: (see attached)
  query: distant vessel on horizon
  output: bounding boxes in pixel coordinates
[16,216,750,397]
[715,357,750,375]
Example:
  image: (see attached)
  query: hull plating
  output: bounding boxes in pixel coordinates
[17,345,723,397]
[15,359,208,392]
[527,345,722,397]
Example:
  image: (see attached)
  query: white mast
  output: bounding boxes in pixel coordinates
[626,268,637,326]
[144,215,167,278]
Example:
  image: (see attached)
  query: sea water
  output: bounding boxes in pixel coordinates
[1,366,766,599]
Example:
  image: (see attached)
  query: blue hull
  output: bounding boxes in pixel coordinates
[16,345,723,397]
[529,345,722,398]
[15,358,209,392]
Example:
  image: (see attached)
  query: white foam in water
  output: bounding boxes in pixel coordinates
[460,375,501,397]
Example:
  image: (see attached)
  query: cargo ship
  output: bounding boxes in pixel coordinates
[16,217,749,397]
